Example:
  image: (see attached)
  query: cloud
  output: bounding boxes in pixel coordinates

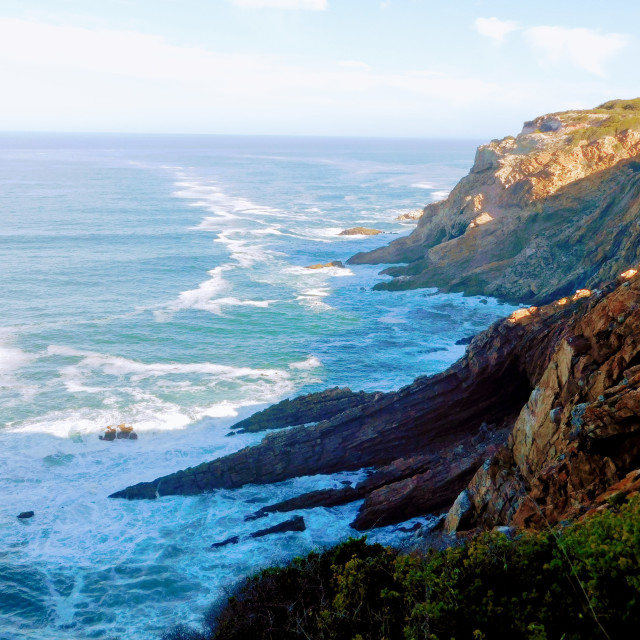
[525,26,629,76]
[232,0,327,9]
[474,17,519,43]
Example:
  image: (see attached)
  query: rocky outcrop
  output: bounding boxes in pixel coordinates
[305,261,345,270]
[349,99,640,304]
[229,387,380,434]
[396,209,423,222]
[250,516,306,538]
[111,286,588,527]
[339,227,383,236]
[446,270,640,532]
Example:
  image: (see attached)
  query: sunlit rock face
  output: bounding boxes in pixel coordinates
[447,270,640,532]
[349,99,640,305]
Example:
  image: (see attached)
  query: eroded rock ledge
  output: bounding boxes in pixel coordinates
[111,285,594,528]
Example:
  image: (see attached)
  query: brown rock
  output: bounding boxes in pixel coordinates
[305,261,345,269]
[339,227,383,236]
[349,101,640,305]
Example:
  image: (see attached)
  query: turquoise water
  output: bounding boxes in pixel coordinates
[0,134,517,639]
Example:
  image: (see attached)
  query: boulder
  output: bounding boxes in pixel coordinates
[250,516,306,538]
[339,227,383,236]
[17,511,34,519]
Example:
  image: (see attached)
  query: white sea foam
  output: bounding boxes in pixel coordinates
[289,355,322,370]
[0,333,39,400]
[296,287,334,311]
[431,190,451,200]
[411,181,436,189]
[215,231,275,269]
[286,265,354,278]
[47,345,286,383]
[154,265,230,320]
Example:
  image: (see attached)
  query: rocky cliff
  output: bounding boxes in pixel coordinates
[445,269,640,534]
[349,99,640,304]
[112,272,640,537]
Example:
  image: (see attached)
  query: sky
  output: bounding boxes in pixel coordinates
[0,0,639,138]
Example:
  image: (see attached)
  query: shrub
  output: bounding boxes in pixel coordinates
[164,497,640,640]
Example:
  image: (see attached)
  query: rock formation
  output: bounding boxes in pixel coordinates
[349,99,640,304]
[305,261,345,270]
[229,387,380,434]
[112,272,640,535]
[445,269,640,533]
[339,227,383,236]
[111,99,640,540]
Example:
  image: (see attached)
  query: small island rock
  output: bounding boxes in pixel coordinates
[339,227,383,236]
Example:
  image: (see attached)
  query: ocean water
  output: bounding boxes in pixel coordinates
[0,134,518,639]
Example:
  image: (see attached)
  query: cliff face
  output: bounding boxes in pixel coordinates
[349,99,640,304]
[445,270,640,533]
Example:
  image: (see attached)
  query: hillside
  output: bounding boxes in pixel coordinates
[349,99,640,304]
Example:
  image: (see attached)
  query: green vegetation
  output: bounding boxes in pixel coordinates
[163,497,640,640]
[551,99,640,144]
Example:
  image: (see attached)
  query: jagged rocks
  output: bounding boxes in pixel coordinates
[110,290,576,511]
[245,486,363,521]
[446,272,640,531]
[229,387,379,434]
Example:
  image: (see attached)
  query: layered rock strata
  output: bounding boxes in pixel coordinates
[445,271,640,532]
[112,288,588,528]
[349,99,640,304]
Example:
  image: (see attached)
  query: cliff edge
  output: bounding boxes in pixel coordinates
[349,98,640,304]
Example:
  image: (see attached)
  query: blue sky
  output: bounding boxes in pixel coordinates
[1,0,639,137]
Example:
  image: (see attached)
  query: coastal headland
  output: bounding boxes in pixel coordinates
[113,99,640,540]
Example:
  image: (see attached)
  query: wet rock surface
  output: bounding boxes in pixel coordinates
[210,536,239,549]
[17,511,34,519]
[229,387,380,434]
[250,516,306,538]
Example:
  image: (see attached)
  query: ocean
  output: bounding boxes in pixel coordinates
[0,134,518,639]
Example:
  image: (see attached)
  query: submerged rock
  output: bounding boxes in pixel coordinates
[210,536,240,549]
[250,516,306,538]
[17,511,34,519]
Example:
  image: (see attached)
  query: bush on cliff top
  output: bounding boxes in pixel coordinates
[164,497,640,640]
